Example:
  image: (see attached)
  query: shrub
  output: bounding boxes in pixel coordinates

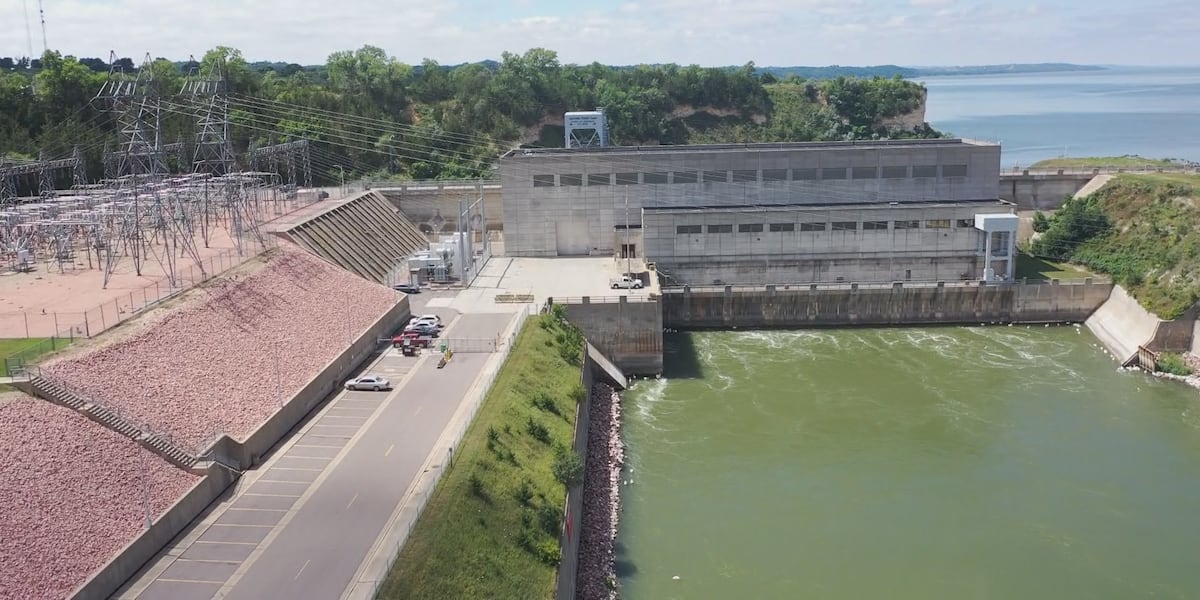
[552,447,585,488]
[1032,210,1051,233]
[468,472,487,500]
[1157,352,1193,376]
[486,425,500,452]
[537,503,561,536]
[514,478,535,506]
[531,391,560,416]
[535,540,560,566]
[526,418,552,444]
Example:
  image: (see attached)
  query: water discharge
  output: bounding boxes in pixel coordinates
[618,326,1200,599]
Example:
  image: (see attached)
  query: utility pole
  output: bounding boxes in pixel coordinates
[624,188,631,277]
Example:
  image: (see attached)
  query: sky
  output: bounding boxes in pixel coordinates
[0,0,1195,67]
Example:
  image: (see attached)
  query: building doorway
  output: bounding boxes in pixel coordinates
[620,244,637,259]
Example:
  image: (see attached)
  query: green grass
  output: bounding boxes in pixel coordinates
[1030,173,1200,318]
[1015,253,1094,280]
[1156,352,1193,376]
[0,337,73,377]
[1030,156,1190,169]
[377,310,585,600]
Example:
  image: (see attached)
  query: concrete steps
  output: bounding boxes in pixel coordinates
[28,375,200,470]
[282,191,430,283]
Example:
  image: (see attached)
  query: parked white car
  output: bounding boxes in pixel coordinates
[408,314,442,328]
[344,375,391,391]
[609,275,643,289]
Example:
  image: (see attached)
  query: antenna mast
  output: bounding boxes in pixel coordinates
[22,0,35,62]
[38,0,48,52]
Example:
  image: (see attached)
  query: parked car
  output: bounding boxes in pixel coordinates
[408,314,442,328]
[404,322,440,337]
[344,375,391,391]
[393,331,434,348]
[609,275,644,289]
[393,283,421,294]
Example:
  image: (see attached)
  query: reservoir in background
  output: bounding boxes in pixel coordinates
[920,67,1200,168]
[618,326,1200,599]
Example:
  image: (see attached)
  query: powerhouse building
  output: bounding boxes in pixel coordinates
[499,138,1018,285]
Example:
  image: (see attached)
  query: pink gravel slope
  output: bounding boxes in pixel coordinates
[42,246,400,452]
[0,392,200,600]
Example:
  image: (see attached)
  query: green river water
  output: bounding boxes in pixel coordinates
[617,326,1200,599]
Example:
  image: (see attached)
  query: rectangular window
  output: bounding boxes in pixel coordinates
[672,171,698,184]
[895,219,920,230]
[881,165,908,179]
[863,220,889,230]
[738,223,764,233]
[643,171,669,184]
[675,225,702,234]
[832,221,858,231]
[912,165,937,178]
[762,169,789,182]
[560,173,583,186]
[587,173,611,186]
[956,218,975,229]
[732,169,758,183]
[532,174,555,187]
[707,224,733,234]
[821,167,847,180]
[793,168,818,180]
[942,164,968,177]
[926,219,951,229]
[703,170,728,183]
[769,222,795,232]
[615,172,639,185]
[800,222,826,232]
[852,166,878,179]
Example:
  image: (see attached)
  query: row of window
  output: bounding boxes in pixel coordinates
[674,218,975,234]
[531,165,970,187]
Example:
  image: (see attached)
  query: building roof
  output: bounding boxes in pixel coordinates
[501,138,997,159]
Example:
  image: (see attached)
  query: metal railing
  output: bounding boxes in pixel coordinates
[660,277,1107,294]
[362,177,501,191]
[1003,166,1199,176]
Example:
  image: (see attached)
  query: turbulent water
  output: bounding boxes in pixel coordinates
[919,67,1200,167]
[617,326,1200,599]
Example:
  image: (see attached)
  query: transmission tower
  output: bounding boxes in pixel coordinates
[96,52,166,177]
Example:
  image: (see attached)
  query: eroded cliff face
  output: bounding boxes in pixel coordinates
[875,88,928,132]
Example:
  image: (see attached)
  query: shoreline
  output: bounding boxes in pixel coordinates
[575,382,625,600]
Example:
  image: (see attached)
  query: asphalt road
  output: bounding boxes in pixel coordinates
[221,350,492,600]
[121,298,516,600]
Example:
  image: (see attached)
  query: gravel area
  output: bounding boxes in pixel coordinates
[576,382,624,600]
[41,246,400,452]
[0,392,199,600]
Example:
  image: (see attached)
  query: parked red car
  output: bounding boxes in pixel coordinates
[393,331,433,348]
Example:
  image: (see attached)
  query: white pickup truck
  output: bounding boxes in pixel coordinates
[609,275,644,289]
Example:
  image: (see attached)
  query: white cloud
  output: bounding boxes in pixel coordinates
[0,0,1189,66]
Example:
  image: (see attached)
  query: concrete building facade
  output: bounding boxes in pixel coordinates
[500,138,1015,284]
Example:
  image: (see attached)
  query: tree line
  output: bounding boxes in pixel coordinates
[1,47,940,183]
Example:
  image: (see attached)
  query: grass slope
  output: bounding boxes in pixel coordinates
[378,311,585,600]
[0,337,72,377]
[1031,156,1191,169]
[1034,173,1200,318]
[1014,253,1093,281]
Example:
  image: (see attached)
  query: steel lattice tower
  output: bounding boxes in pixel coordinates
[96,52,166,177]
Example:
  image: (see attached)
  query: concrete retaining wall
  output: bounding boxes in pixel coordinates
[663,279,1112,329]
[998,173,1093,209]
[555,297,663,376]
[206,296,411,470]
[71,463,238,600]
[556,354,593,600]
[1085,285,1161,364]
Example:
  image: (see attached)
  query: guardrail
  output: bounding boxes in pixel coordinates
[660,277,1107,294]
[545,294,660,305]
[1003,166,1199,176]
[362,178,501,191]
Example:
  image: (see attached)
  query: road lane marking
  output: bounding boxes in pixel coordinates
[241,492,302,498]
[413,405,423,416]
[347,493,359,509]
[194,540,259,546]
[269,467,326,472]
[385,444,394,457]
[157,578,225,584]
[295,559,312,580]
[227,507,289,513]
